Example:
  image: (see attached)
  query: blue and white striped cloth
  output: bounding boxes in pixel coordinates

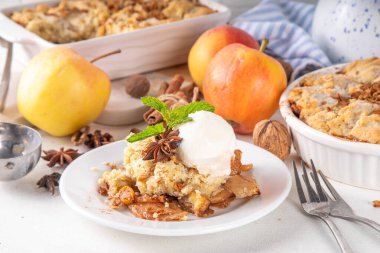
[232,0,332,80]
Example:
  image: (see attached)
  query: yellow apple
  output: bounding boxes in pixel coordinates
[17,47,111,136]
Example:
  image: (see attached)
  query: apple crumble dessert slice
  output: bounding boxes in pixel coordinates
[97,97,260,221]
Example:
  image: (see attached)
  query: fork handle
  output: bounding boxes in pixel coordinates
[338,215,380,233]
[319,215,354,253]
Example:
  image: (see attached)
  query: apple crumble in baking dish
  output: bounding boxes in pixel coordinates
[288,57,380,144]
[10,0,215,44]
[97,97,260,221]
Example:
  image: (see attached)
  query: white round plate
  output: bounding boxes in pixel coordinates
[60,140,291,236]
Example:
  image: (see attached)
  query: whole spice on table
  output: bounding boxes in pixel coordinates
[71,127,115,149]
[252,120,291,160]
[124,74,151,98]
[71,126,90,146]
[143,74,200,125]
[42,147,81,167]
[36,172,61,195]
[85,130,115,148]
[373,200,380,207]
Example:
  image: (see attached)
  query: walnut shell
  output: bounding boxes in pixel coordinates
[276,58,293,81]
[125,75,150,98]
[252,120,291,160]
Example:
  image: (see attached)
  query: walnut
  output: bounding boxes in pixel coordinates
[252,120,291,160]
[276,58,293,81]
[124,74,150,98]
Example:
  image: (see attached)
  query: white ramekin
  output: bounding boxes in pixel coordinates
[0,0,230,80]
[280,65,380,190]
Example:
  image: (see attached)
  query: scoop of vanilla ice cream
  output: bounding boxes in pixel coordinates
[177,111,236,177]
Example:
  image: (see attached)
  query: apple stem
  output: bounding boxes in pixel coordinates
[259,38,269,52]
[90,49,122,63]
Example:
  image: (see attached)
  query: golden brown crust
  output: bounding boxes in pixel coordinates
[128,202,188,221]
[288,57,380,144]
[338,57,380,84]
[10,0,215,44]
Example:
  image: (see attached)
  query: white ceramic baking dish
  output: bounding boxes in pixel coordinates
[280,65,380,190]
[0,0,230,79]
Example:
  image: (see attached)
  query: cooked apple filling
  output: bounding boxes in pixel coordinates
[97,138,260,221]
[10,0,215,44]
[288,57,380,144]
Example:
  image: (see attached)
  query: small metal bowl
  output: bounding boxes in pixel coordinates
[0,122,42,181]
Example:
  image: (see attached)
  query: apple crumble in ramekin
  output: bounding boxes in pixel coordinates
[288,57,380,144]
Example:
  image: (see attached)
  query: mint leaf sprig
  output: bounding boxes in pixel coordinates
[126,123,165,143]
[127,96,215,143]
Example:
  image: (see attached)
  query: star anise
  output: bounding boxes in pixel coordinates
[37,172,61,195]
[143,129,182,163]
[84,130,115,148]
[41,147,81,168]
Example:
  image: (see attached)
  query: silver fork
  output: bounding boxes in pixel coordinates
[293,160,353,253]
[309,168,380,232]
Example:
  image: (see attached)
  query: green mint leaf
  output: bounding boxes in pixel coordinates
[141,96,170,122]
[127,100,215,142]
[168,117,193,128]
[170,101,215,124]
[127,123,165,143]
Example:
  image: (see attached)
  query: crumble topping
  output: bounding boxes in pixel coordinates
[338,57,380,84]
[288,57,380,144]
[96,137,260,221]
[123,136,226,198]
[10,0,215,44]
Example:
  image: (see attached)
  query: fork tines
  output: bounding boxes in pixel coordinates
[293,160,327,203]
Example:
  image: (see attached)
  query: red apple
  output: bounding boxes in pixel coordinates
[203,42,287,134]
[188,25,259,89]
